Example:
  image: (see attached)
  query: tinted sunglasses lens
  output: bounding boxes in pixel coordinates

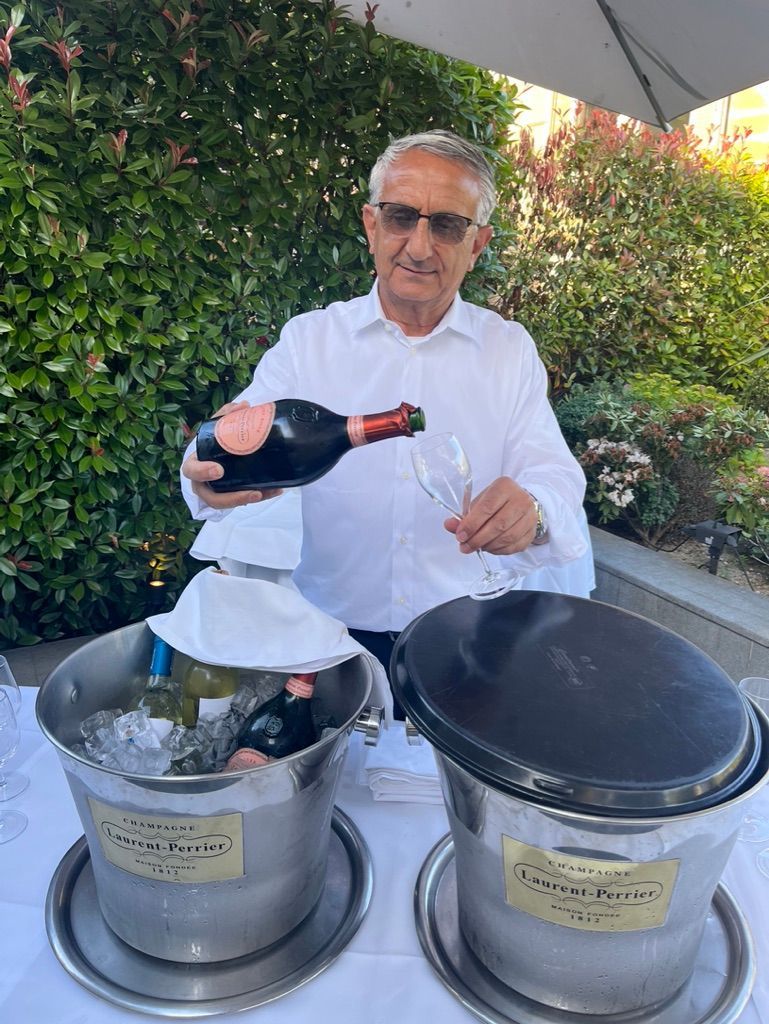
[380,204,418,234]
[379,204,470,244]
[430,214,469,244]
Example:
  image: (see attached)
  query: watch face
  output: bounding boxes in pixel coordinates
[532,500,544,537]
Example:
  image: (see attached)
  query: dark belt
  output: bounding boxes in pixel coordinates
[347,629,404,720]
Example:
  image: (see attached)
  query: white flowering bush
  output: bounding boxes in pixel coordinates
[556,376,769,546]
[583,439,652,513]
[577,435,678,541]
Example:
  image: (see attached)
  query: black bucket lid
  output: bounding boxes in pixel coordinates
[391,592,760,817]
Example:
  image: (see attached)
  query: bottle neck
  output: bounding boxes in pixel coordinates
[347,402,425,446]
[149,636,174,679]
[284,672,317,699]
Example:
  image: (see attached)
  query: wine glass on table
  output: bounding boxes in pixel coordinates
[0,691,28,842]
[0,659,28,801]
[737,677,769,849]
[411,433,521,601]
[0,655,22,714]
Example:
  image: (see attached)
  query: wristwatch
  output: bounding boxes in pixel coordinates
[527,492,549,545]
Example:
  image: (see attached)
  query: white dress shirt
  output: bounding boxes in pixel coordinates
[183,284,587,631]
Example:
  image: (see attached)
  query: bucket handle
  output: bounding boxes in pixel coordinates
[353,705,384,746]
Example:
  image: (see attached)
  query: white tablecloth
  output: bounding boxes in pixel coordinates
[1,688,767,1024]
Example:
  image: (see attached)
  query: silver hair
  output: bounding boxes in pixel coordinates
[368,130,497,225]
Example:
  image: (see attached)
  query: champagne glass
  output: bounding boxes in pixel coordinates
[411,433,521,601]
[0,678,29,801]
[0,655,22,714]
[0,692,28,842]
[737,677,769,843]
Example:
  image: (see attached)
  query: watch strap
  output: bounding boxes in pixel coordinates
[526,491,549,544]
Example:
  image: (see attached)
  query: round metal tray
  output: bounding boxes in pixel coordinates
[45,807,372,1018]
[415,834,756,1024]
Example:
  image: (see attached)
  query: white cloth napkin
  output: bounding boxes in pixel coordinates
[146,565,393,723]
[189,490,303,571]
[359,722,443,803]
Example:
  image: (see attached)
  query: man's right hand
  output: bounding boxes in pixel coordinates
[182,401,283,510]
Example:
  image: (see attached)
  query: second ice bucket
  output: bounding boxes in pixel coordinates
[36,621,375,963]
[392,591,768,1016]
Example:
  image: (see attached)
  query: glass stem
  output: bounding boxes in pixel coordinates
[450,514,498,579]
[475,551,496,578]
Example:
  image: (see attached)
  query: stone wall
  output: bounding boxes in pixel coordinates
[590,527,769,683]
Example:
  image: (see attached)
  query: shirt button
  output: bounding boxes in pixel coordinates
[399,536,408,545]
[398,597,406,605]
[401,471,411,480]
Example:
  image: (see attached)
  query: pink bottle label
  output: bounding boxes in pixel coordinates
[285,677,315,699]
[346,415,368,448]
[214,403,276,456]
[222,748,271,772]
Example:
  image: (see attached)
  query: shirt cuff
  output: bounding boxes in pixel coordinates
[180,441,232,523]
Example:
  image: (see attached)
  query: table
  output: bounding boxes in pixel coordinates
[2,688,767,1024]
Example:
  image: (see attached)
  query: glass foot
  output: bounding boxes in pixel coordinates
[470,570,520,602]
[0,771,29,802]
[0,810,27,843]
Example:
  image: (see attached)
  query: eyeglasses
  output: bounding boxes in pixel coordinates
[375,202,475,245]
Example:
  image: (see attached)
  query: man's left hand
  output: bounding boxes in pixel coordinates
[444,477,538,556]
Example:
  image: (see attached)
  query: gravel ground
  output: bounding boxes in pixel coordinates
[655,535,769,598]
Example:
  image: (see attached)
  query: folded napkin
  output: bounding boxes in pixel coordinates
[359,722,442,803]
[189,490,303,571]
[146,565,393,723]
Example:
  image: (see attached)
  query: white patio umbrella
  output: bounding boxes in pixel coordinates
[333,0,769,130]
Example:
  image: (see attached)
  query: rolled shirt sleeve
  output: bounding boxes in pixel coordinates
[497,333,587,574]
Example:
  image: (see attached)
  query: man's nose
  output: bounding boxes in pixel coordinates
[404,217,435,261]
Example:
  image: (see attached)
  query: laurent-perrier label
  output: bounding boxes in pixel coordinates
[88,797,244,883]
[502,835,679,932]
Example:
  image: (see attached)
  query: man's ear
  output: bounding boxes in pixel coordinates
[469,224,493,268]
[362,204,377,253]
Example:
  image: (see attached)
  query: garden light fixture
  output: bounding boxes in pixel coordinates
[682,520,742,576]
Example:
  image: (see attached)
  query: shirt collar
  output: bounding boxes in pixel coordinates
[348,281,479,346]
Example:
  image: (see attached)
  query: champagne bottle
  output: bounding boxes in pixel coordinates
[196,399,426,493]
[130,635,182,738]
[223,672,318,767]
[182,660,239,727]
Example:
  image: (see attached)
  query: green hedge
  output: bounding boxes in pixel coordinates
[0,0,519,645]
[496,110,769,396]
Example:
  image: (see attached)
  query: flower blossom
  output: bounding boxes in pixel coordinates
[164,138,198,170]
[8,71,31,111]
[0,24,15,71]
[42,38,84,74]
[108,129,128,161]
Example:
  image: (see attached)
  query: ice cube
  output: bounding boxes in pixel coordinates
[162,726,199,761]
[135,748,173,776]
[114,710,160,749]
[80,709,124,741]
[102,745,143,773]
[85,728,119,760]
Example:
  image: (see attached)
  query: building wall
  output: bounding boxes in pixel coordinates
[508,80,769,163]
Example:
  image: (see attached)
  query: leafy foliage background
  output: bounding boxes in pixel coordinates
[497,111,769,398]
[0,0,519,644]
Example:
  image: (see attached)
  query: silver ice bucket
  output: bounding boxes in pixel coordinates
[393,592,769,1016]
[37,622,376,963]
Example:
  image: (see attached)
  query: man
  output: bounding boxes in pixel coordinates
[182,130,588,673]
